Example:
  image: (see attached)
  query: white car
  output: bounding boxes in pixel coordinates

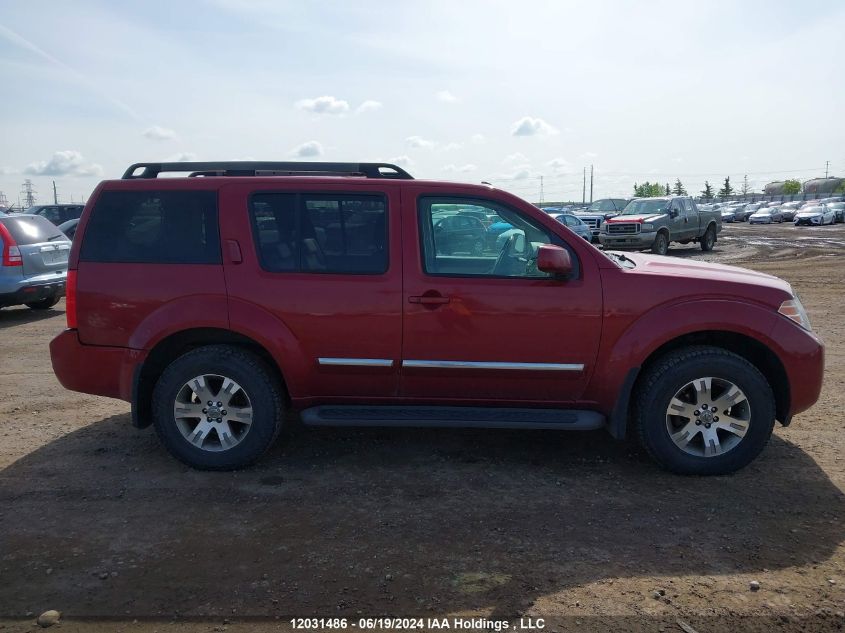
[794,205,836,226]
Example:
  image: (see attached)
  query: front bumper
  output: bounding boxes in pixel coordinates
[771,318,825,421]
[794,217,821,226]
[0,279,65,308]
[598,232,656,249]
[49,329,146,401]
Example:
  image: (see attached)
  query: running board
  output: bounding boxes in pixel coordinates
[299,406,605,430]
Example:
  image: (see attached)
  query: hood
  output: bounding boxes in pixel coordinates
[616,251,793,306]
[606,214,665,223]
[796,210,822,217]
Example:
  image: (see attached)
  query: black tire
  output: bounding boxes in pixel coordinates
[634,346,775,475]
[651,232,669,256]
[25,296,60,310]
[700,225,716,251]
[152,345,284,470]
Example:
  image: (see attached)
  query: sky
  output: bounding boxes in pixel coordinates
[0,0,843,206]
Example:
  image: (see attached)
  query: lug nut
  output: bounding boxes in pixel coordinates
[711,406,717,412]
[705,423,711,429]
[216,402,222,407]
[694,410,700,416]
[695,420,702,425]
[222,410,227,415]
[202,408,207,413]
[714,416,719,422]
[208,401,213,406]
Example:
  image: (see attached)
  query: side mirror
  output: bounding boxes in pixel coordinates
[537,244,573,277]
[669,208,679,218]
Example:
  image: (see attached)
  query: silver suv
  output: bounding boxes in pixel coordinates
[0,215,70,310]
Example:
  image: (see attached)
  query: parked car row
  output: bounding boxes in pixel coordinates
[702,198,844,227]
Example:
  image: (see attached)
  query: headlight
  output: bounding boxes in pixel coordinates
[778,297,812,330]
[600,222,607,232]
[641,223,654,230]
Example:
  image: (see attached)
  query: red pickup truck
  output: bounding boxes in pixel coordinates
[50,162,824,475]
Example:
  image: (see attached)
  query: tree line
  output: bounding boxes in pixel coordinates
[633,176,802,199]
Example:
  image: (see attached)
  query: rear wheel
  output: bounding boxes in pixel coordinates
[152,345,284,470]
[700,225,716,251]
[25,297,60,310]
[651,232,669,256]
[634,346,775,475]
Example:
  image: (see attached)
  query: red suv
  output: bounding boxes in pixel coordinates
[50,162,824,475]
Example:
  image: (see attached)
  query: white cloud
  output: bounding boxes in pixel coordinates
[436,90,458,103]
[503,152,529,165]
[547,158,572,173]
[441,142,463,152]
[24,150,103,177]
[579,151,598,160]
[442,163,477,173]
[387,155,414,167]
[291,141,324,157]
[142,125,177,141]
[509,169,533,180]
[470,134,485,144]
[355,100,383,114]
[406,135,435,149]
[511,116,559,137]
[0,166,17,175]
[295,95,350,115]
[164,152,197,162]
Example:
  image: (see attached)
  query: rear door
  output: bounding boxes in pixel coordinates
[220,182,403,401]
[0,215,70,277]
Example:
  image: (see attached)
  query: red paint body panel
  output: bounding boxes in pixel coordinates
[50,329,144,401]
[50,175,825,426]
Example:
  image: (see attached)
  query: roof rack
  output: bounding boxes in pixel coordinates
[121,161,413,180]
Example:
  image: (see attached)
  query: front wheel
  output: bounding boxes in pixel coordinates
[634,346,775,475]
[700,225,716,251]
[152,345,284,470]
[651,232,669,256]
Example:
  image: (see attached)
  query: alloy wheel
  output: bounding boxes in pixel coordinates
[173,374,254,452]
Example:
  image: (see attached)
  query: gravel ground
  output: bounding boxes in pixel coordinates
[0,221,843,633]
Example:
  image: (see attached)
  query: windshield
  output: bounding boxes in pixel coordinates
[620,199,668,215]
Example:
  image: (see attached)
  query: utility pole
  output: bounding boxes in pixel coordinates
[589,164,594,203]
[825,160,830,179]
[53,180,58,204]
[539,175,544,204]
[582,168,586,204]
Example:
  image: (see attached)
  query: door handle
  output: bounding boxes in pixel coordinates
[409,294,450,305]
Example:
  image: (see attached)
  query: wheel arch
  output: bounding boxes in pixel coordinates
[132,327,288,428]
[613,330,790,439]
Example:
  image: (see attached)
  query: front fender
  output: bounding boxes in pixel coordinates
[585,298,781,414]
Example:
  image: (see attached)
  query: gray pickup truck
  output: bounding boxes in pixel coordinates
[597,195,721,255]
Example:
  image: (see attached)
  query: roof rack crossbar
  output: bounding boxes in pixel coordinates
[122,161,413,180]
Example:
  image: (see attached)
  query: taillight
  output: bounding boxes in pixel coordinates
[0,223,22,267]
[66,269,78,329]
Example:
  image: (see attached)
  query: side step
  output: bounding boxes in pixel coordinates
[300,406,605,431]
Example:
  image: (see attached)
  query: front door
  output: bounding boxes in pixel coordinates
[400,187,603,404]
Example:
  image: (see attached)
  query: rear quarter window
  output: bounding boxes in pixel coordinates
[79,190,221,264]
[0,215,65,244]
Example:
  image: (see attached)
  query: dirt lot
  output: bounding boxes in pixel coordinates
[1,222,844,633]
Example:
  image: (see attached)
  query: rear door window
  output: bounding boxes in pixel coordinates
[79,190,220,264]
[0,215,65,244]
[249,193,388,274]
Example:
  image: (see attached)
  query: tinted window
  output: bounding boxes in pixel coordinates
[80,190,220,264]
[0,215,65,244]
[37,206,63,224]
[250,193,387,274]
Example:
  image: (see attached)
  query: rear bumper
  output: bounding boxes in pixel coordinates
[0,279,65,307]
[49,329,146,402]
